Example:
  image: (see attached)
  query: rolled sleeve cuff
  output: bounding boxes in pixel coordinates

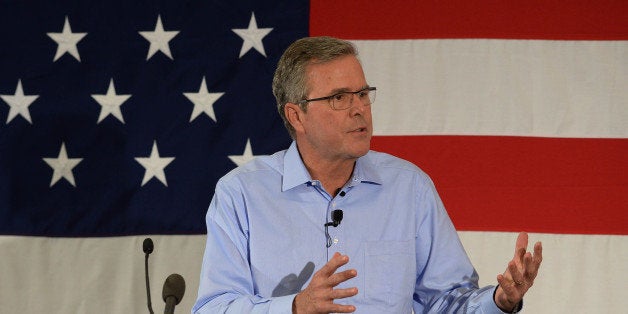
[487,285,523,313]
[268,294,297,314]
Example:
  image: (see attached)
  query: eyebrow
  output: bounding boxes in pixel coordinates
[328,85,370,95]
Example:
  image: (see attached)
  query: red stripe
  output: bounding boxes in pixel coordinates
[310,0,628,40]
[371,136,628,235]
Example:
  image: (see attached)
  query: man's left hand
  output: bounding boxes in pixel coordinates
[494,232,543,312]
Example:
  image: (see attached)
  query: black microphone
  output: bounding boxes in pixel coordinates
[143,238,155,314]
[163,273,185,314]
[324,209,344,247]
[325,209,343,227]
[332,209,343,226]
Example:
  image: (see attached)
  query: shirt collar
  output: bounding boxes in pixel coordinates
[351,152,382,187]
[282,141,383,192]
[282,142,312,191]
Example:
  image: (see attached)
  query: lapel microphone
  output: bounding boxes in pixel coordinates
[327,209,343,227]
[325,209,343,248]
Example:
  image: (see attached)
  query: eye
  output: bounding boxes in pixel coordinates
[333,93,348,102]
[357,90,369,98]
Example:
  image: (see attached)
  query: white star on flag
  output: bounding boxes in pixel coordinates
[43,142,83,187]
[232,12,273,58]
[135,141,175,186]
[228,139,262,167]
[47,16,87,62]
[139,15,180,60]
[183,76,224,122]
[1,79,39,124]
[91,79,131,124]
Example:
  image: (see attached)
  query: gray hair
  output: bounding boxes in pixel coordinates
[272,36,358,139]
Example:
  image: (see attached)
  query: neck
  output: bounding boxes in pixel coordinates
[297,145,356,197]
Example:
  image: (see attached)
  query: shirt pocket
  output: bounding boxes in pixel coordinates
[364,240,415,308]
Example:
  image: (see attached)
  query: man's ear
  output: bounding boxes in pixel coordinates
[285,103,305,134]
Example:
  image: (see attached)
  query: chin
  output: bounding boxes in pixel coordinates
[351,143,371,158]
[342,135,371,158]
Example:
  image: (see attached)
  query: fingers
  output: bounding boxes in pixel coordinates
[496,262,527,307]
[295,253,358,313]
[495,273,524,309]
[294,287,357,314]
[320,253,357,288]
[312,253,356,290]
[513,232,529,261]
[533,241,543,264]
[318,252,350,277]
[503,235,543,287]
[329,268,357,287]
[496,273,517,291]
[524,251,539,280]
[522,252,535,279]
[508,261,525,285]
[523,242,543,281]
[495,234,543,311]
[331,286,359,300]
[328,303,357,313]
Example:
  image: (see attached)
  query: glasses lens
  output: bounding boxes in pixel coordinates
[331,92,351,110]
[360,88,375,106]
[331,88,376,110]
[368,88,376,105]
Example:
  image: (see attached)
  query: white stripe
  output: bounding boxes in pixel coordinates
[353,39,628,138]
[0,235,206,314]
[1,233,626,313]
[459,231,628,313]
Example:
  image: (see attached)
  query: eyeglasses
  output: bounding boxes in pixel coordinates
[298,87,376,110]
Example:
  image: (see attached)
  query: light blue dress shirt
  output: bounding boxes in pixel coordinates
[192,142,508,313]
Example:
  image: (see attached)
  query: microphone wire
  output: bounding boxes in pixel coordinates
[325,223,333,248]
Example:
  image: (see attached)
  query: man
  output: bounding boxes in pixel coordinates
[192,36,542,313]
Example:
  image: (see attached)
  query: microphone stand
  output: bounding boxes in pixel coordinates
[143,238,155,314]
[142,238,185,314]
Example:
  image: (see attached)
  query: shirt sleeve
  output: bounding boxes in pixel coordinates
[412,175,512,314]
[191,178,294,314]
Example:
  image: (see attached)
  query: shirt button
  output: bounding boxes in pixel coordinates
[333,237,339,244]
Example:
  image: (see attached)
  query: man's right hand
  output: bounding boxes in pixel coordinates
[292,252,358,314]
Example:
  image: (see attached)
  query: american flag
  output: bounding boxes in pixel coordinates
[0,1,300,236]
[0,1,626,313]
